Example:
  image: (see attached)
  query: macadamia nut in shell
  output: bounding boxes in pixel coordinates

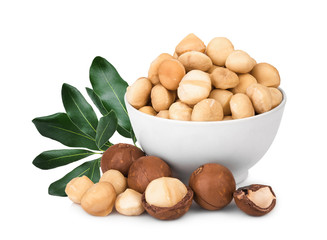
[128,156,172,193]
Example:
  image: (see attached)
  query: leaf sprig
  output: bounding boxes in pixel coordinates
[32,56,134,196]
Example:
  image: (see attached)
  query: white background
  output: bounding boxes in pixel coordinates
[1,0,326,239]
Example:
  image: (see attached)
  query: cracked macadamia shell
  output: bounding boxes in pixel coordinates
[142,186,194,220]
[233,184,276,216]
[189,163,236,210]
[101,143,145,176]
[128,156,172,193]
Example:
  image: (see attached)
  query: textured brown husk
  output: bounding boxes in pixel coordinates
[142,187,193,220]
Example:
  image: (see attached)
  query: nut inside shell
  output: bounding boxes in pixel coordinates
[142,187,193,220]
[233,184,276,216]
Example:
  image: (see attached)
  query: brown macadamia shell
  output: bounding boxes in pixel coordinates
[128,156,172,193]
[189,163,236,210]
[101,143,145,176]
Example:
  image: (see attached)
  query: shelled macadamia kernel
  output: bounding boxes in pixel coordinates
[127,34,283,121]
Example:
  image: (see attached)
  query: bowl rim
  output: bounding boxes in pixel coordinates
[125,87,286,125]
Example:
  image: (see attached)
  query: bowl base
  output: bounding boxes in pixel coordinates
[234,170,248,185]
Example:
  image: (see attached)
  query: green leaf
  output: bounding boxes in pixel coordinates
[32,112,99,150]
[95,111,117,149]
[86,87,109,116]
[89,56,132,136]
[62,83,98,138]
[48,158,101,197]
[33,149,96,170]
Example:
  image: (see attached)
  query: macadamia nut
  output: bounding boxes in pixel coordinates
[226,50,256,73]
[65,176,94,204]
[115,188,145,216]
[246,83,272,114]
[232,73,257,94]
[126,77,152,109]
[168,102,192,121]
[223,116,233,121]
[178,51,213,72]
[210,67,239,89]
[230,93,255,119]
[151,84,175,112]
[81,182,116,216]
[145,177,187,208]
[139,106,157,116]
[177,70,212,105]
[251,63,280,87]
[209,89,233,116]
[206,37,234,66]
[100,169,127,195]
[175,33,206,56]
[191,99,223,121]
[269,87,282,108]
[148,53,174,85]
[157,110,170,119]
[158,59,185,90]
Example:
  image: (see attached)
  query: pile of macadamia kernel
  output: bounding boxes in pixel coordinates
[126,34,283,121]
[65,143,276,219]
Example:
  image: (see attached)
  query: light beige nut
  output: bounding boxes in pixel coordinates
[65,176,94,204]
[148,53,174,85]
[115,188,145,216]
[139,106,157,116]
[269,87,283,108]
[226,50,256,73]
[206,37,234,66]
[209,89,233,116]
[169,102,192,121]
[81,182,116,216]
[126,77,152,109]
[251,63,280,87]
[178,51,213,72]
[222,116,233,121]
[232,73,257,94]
[207,65,219,74]
[145,177,188,208]
[158,59,185,90]
[151,84,175,112]
[175,33,206,56]
[99,169,127,195]
[230,93,255,119]
[191,98,223,121]
[173,51,178,59]
[210,67,239,89]
[157,110,170,119]
[177,70,212,105]
[246,83,272,114]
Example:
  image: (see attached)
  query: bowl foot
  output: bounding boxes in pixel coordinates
[234,170,248,184]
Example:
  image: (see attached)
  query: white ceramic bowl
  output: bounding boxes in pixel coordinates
[125,89,286,184]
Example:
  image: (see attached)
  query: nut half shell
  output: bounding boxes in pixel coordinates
[142,187,193,220]
[233,184,276,216]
